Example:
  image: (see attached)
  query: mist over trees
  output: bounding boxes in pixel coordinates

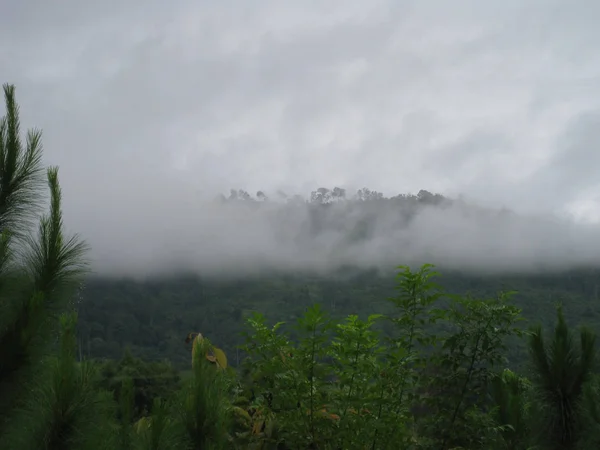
[96,182,595,280]
[219,186,446,205]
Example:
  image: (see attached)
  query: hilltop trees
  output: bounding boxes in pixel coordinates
[219,186,447,206]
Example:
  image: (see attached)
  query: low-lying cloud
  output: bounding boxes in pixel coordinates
[70,186,600,279]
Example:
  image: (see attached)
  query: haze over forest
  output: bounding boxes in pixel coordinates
[76,186,600,278]
[3,1,600,278]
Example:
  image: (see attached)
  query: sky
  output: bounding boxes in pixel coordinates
[2,0,600,277]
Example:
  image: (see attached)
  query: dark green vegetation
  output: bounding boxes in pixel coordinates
[4,84,600,449]
[78,267,600,371]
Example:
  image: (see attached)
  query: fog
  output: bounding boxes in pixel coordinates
[67,182,600,279]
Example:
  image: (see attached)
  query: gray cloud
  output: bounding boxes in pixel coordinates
[80,195,600,279]
[2,0,600,277]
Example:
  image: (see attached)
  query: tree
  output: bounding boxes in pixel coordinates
[0,83,95,448]
[331,186,346,202]
[355,187,383,202]
[528,305,597,449]
[310,187,331,204]
[228,189,252,202]
[96,349,181,422]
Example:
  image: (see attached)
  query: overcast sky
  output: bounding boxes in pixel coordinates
[2,1,600,276]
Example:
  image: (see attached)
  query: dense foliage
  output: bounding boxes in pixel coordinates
[77,266,600,372]
[4,84,600,449]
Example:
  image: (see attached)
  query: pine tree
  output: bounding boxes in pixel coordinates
[528,305,597,449]
[176,335,233,449]
[0,83,106,448]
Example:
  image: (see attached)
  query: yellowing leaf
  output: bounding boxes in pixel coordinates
[212,347,228,369]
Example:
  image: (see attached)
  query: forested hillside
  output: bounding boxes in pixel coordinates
[75,172,600,371]
[6,83,600,449]
[78,267,600,370]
